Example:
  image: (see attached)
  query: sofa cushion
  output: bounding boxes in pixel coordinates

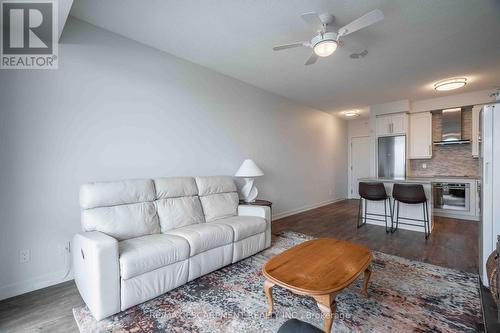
[195,176,239,222]
[195,176,237,196]
[79,179,160,241]
[213,215,267,241]
[81,202,160,241]
[118,234,190,280]
[199,192,239,222]
[164,223,233,256]
[154,177,198,199]
[80,179,155,209]
[156,196,205,232]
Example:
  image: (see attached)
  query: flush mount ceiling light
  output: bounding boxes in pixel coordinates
[434,78,467,91]
[343,110,360,118]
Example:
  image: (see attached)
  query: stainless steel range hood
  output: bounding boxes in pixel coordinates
[433,108,470,145]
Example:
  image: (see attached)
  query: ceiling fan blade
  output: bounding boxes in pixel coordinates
[301,12,323,32]
[273,42,309,51]
[304,53,318,66]
[338,9,384,37]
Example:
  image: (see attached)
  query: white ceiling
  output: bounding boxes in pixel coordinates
[70,0,500,117]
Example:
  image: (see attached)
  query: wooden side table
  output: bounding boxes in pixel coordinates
[239,199,272,217]
[239,199,272,207]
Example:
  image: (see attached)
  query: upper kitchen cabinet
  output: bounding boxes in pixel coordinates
[391,113,407,134]
[376,115,392,136]
[375,113,408,136]
[472,105,481,158]
[408,112,433,159]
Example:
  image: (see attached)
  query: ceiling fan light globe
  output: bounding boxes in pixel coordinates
[313,40,338,57]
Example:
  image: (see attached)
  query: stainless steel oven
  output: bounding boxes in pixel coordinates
[433,182,470,212]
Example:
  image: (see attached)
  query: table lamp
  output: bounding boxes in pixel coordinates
[235,159,264,202]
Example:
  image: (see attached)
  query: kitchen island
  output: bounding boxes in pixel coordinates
[358,177,433,233]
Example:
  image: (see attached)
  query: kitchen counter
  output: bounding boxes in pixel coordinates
[359,176,480,224]
[411,176,479,179]
[360,176,479,183]
[359,177,432,184]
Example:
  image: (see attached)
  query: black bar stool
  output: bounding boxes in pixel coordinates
[357,182,392,233]
[392,183,430,239]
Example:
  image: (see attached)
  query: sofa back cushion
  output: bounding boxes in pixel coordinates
[80,179,160,241]
[154,177,205,232]
[195,176,239,222]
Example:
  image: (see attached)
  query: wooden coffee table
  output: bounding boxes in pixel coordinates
[262,238,372,333]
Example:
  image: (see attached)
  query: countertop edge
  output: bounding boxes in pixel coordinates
[359,177,479,184]
[359,178,431,184]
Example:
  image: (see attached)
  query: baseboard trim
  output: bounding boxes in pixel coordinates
[272,198,346,221]
[0,269,73,301]
[433,211,480,221]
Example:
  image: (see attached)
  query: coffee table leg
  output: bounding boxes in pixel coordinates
[313,294,336,333]
[363,265,372,297]
[263,280,275,318]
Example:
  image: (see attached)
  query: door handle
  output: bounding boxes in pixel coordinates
[428,145,431,156]
[485,162,489,184]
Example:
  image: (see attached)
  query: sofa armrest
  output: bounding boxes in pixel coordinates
[238,205,272,247]
[72,231,120,320]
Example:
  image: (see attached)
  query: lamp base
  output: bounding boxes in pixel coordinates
[241,178,258,203]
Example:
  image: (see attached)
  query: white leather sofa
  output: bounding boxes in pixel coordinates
[72,176,271,320]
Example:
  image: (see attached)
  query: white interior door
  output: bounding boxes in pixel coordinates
[350,136,371,199]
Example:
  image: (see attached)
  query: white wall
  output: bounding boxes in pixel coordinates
[0,18,348,299]
[347,118,370,138]
[370,99,410,116]
[411,89,494,113]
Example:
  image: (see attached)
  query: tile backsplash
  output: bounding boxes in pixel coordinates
[409,107,479,177]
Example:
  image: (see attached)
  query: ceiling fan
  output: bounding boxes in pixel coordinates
[273,9,384,65]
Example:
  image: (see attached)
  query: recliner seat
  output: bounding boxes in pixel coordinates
[72,175,271,320]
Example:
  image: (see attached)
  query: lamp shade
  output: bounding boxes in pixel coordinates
[235,159,264,177]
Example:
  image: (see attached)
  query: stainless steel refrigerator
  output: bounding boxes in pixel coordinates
[377,135,406,179]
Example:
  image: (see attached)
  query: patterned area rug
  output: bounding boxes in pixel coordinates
[73,231,484,332]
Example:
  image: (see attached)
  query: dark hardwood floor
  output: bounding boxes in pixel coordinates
[0,199,479,332]
[0,280,83,333]
[273,199,479,273]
